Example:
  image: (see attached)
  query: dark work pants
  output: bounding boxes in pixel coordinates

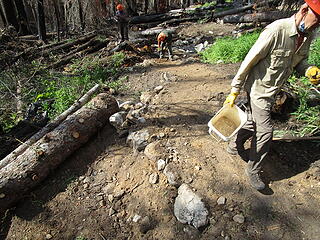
[228,94,273,174]
[119,22,128,41]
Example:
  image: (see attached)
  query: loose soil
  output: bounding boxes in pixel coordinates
[1,22,320,240]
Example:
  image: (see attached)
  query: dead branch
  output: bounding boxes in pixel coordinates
[47,40,108,69]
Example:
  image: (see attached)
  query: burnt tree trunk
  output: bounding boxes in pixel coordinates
[1,0,19,31]
[36,0,46,41]
[52,0,61,41]
[13,0,30,35]
[0,6,6,26]
[0,93,119,213]
[78,0,85,31]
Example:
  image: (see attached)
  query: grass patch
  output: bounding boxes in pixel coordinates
[287,75,320,137]
[200,31,260,64]
[0,52,126,131]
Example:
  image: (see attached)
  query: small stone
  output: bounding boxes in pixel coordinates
[132,214,142,222]
[45,234,53,239]
[109,208,116,216]
[158,132,166,138]
[157,159,166,171]
[83,183,89,189]
[195,166,201,171]
[217,196,226,205]
[108,194,114,203]
[0,193,5,199]
[233,214,245,223]
[83,177,91,183]
[149,173,159,184]
[114,189,125,199]
[154,85,164,93]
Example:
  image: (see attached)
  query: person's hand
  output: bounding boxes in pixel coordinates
[224,90,239,107]
[305,66,320,85]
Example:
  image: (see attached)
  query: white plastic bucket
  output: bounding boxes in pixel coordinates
[208,104,247,142]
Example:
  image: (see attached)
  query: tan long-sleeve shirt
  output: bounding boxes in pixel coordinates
[231,16,315,110]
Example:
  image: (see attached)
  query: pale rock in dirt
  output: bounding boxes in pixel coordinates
[154,85,164,94]
[157,159,166,171]
[163,163,181,187]
[174,184,209,229]
[109,208,116,216]
[149,173,159,184]
[217,196,226,205]
[45,234,53,239]
[233,214,245,223]
[144,141,165,161]
[127,130,150,151]
[109,111,127,127]
[132,214,142,222]
[113,189,125,199]
[119,101,135,111]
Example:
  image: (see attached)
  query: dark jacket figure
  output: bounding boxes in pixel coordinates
[115,4,129,41]
[157,30,173,60]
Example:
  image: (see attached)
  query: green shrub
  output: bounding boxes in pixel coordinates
[287,75,320,136]
[36,52,126,118]
[200,32,260,64]
[308,37,320,66]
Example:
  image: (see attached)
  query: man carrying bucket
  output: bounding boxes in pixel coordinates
[224,0,320,190]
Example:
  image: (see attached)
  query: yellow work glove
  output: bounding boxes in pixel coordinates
[305,66,320,85]
[224,90,239,107]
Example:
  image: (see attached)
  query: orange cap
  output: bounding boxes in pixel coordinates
[305,0,320,15]
[116,4,124,11]
[157,32,166,42]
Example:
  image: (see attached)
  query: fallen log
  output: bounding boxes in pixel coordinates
[0,93,119,213]
[223,11,290,23]
[210,0,279,21]
[40,33,96,56]
[48,40,108,69]
[0,83,101,170]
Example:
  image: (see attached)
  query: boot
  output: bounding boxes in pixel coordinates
[245,168,265,190]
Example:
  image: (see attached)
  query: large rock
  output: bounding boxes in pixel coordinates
[127,130,150,151]
[174,184,209,229]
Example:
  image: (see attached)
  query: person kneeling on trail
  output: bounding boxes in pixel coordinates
[157,30,173,60]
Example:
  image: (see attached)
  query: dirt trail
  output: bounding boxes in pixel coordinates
[2,21,320,239]
[2,58,320,240]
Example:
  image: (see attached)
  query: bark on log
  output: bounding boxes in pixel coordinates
[210,0,279,21]
[130,13,179,24]
[0,93,119,213]
[40,33,96,56]
[48,40,108,69]
[223,11,289,23]
[0,84,101,170]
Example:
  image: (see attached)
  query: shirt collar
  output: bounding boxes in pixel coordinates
[289,15,299,37]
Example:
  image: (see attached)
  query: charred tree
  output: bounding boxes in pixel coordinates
[14,0,30,35]
[78,0,85,31]
[1,0,19,31]
[36,0,46,41]
[52,0,61,41]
